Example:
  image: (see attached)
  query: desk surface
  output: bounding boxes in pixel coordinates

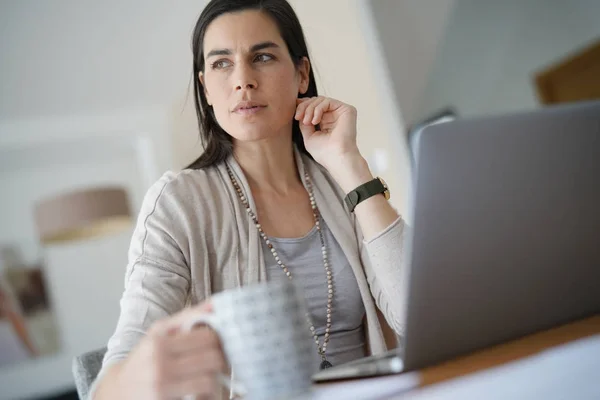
[416,314,600,388]
[312,315,600,400]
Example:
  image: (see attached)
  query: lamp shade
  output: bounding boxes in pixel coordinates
[34,187,132,244]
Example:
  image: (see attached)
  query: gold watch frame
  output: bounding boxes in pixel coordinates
[377,177,391,200]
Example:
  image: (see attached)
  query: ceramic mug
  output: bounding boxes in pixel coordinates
[182,280,316,400]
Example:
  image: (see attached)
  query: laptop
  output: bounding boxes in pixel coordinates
[313,100,600,383]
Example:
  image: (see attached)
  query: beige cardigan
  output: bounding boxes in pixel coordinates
[96,147,408,397]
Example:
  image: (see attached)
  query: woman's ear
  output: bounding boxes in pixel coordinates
[199,71,212,105]
[298,57,311,95]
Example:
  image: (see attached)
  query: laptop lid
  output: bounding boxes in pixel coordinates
[402,101,600,371]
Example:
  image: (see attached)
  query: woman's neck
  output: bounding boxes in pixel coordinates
[233,134,302,196]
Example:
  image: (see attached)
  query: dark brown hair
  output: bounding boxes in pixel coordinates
[187,0,318,170]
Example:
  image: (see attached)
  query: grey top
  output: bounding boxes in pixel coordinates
[263,220,366,370]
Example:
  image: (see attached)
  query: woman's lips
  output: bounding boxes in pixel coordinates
[233,105,266,115]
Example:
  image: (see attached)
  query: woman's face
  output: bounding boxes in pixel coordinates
[200,10,310,143]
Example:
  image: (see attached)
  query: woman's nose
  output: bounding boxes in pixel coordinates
[236,81,256,90]
[234,64,258,91]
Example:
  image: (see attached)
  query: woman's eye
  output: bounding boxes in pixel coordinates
[254,53,274,63]
[211,59,232,70]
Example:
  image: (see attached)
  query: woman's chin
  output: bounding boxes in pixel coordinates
[229,125,287,143]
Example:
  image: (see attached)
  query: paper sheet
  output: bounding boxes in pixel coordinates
[397,334,600,400]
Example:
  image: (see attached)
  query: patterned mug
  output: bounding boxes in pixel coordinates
[182,280,316,400]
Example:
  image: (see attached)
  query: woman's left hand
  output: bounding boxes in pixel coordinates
[295,96,361,170]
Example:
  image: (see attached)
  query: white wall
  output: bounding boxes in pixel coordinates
[417,0,600,120]
[0,1,198,120]
[0,0,206,172]
[367,0,456,126]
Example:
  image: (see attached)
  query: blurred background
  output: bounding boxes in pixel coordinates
[0,0,598,398]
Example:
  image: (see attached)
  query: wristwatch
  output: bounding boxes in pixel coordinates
[344,177,390,212]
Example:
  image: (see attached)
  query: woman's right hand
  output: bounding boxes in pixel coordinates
[115,301,226,400]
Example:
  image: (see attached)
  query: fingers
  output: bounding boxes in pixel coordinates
[298,116,316,138]
[303,97,328,125]
[296,96,324,125]
[296,96,347,126]
[166,327,221,357]
[295,97,312,123]
[295,97,320,123]
[311,98,331,125]
[163,374,218,400]
[157,327,225,399]
[161,346,225,399]
[171,348,227,380]
[150,302,213,337]
[156,334,226,399]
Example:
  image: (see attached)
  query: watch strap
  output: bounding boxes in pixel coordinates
[344,178,386,212]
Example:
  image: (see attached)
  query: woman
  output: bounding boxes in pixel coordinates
[93,0,406,398]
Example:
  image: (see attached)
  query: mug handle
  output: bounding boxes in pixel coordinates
[181,314,247,400]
